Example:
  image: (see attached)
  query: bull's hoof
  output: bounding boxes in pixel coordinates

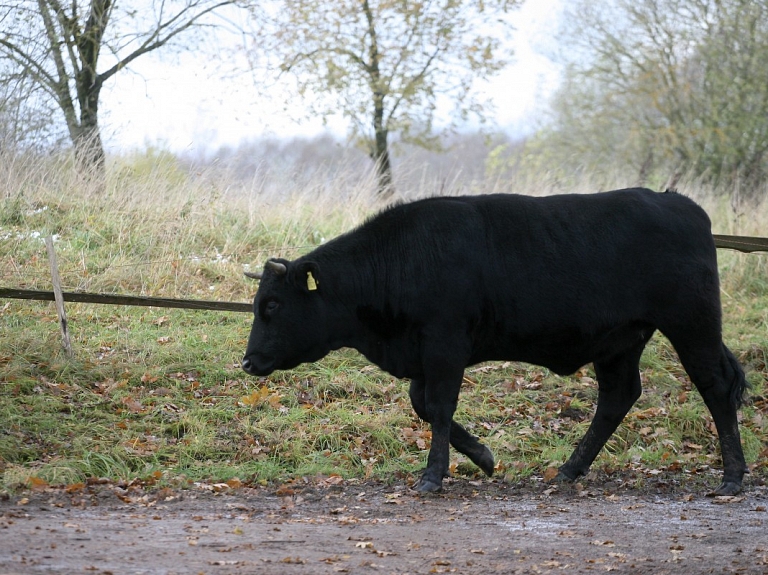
[413,476,443,493]
[550,470,577,483]
[472,445,495,477]
[707,481,743,497]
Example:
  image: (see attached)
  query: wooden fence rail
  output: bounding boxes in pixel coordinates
[0,288,251,313]
[712,234,768,253]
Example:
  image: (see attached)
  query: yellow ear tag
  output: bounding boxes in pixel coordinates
[306,271,318,291]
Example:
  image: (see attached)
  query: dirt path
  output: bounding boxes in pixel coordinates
[1,477,767,574]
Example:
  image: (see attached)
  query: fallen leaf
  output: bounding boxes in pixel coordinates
[543,467,560,482]
[28,476,48,490]
[275,484,296,496]
[240,385,282,408]
[65,482,86,493]
[226,477,243,489]
[121,396,144,413]
[711,496,745,504]
[320,555,349,564]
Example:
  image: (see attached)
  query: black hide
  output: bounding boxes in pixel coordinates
[242,189,747,495]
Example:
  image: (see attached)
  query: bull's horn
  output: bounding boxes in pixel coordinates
[244,271,262,280]
[266,260,287,275]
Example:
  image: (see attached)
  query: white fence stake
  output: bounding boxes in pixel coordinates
[45,235,73,358]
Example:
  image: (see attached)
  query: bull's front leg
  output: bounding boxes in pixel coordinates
[415,362,465,493]
[409,378,495,476]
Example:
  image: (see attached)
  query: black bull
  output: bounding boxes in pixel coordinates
[242,189,748,495]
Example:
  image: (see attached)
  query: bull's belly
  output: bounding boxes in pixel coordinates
[353,321,655,380]
[468,346,590,376]
[471,321,655,376]
[472,349,594,376]
[357,342,423,380]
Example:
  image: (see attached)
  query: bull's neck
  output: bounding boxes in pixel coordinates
[312,265,382,351]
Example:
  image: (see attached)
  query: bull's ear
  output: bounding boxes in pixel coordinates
[293,261,321,293]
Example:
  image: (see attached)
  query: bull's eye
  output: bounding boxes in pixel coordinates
[263,300,280,316]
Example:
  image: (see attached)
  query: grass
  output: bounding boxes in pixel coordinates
[1,150,767,493]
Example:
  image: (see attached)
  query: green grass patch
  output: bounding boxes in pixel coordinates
[1,152,767,492]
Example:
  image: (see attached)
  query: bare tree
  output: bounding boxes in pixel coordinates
[0,60,63,152]
[0,0,241,176]
[534,0,768,193]
[250,0,521,196]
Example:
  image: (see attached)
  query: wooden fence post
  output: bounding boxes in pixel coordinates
[45,235,73,358]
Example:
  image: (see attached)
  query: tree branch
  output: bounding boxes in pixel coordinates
[97,0,236,83]
[0,38,59,94]
[386,45,441,126]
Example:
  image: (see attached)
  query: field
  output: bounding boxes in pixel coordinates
[1,152,767,497]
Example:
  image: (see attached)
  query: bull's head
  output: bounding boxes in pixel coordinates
[241,258,330,376]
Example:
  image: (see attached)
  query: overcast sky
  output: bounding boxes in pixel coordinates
[99,0,562,155]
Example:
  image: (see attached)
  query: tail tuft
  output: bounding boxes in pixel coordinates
[724,345,749,409]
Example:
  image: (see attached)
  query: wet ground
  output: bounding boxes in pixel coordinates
[1,476,767,574]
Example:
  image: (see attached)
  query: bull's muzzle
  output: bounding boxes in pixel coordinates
[241,353,276,376]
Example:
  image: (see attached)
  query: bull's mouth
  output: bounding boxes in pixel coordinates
[242,345,331,377]
[241,353,276,376]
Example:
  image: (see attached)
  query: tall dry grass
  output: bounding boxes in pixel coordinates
[1,150,377,301]
[1,148,766,301]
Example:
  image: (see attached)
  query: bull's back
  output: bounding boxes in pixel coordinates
[477,188,713,267]
[474,188,715,298]
[367,188,717,322]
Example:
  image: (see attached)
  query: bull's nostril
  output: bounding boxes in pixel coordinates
[241,353,276,376]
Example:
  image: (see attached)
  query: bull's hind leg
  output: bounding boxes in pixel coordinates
[409,378,495,477]
[665,335,748,496]
[557,340,647,482]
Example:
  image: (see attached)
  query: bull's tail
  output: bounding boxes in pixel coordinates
[724,344,749,409]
